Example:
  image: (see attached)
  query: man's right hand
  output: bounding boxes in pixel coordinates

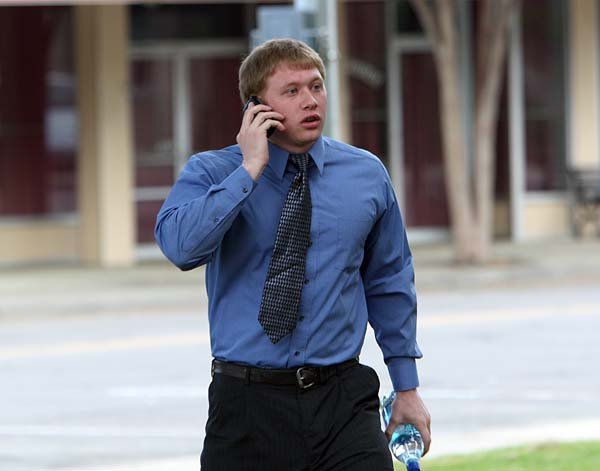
[237,102,285,181]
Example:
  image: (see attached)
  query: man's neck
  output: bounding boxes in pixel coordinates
[268,137,319,155]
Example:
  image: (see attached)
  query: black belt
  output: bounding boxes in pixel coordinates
[211,358,359,390]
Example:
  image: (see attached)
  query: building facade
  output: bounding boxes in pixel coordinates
[0,0,598,266]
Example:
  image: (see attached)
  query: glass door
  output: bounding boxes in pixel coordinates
[400,51,449,228]
[189,57,244,153]
[131,57,175,243]
[131,44,246,246]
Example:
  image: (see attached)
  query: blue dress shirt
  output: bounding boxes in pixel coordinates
[155,136,422,391]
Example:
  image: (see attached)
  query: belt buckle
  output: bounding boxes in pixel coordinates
[296,367,316,389]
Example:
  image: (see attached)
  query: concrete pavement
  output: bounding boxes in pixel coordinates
[2,237,600,470]
[2,238,600,323]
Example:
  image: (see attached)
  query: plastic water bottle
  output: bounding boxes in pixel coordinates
[381,391,424,471]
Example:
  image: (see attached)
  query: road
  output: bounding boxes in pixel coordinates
[1,280,599,470]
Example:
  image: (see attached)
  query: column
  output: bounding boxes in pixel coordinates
[76,5,135,266]
[569,0,600,168]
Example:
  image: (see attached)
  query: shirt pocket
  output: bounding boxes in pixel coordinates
[334,216,372,271]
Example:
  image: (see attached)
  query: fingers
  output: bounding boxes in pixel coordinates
[241,115,285,140]
[242,103,284,132]
[421,404,432,455]
[384,422,397,442]
[241,101,265,127]
[389,389,432,456]
[253,112,285,134]
[419,419,432,456]
[409,407,431,456]
[260,118,285,134]
[385,418,432,457]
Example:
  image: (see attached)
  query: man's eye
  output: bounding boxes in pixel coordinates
[286,88,297,95]
[313,83,322,91]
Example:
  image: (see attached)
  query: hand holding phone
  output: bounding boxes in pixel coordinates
[238,96,284,181]
[242,95,277,138]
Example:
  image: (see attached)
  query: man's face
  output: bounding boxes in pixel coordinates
[260,64,327,153]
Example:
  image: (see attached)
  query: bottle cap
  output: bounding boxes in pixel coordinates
[406,460,421,471]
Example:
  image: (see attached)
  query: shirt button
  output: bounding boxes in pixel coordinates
[242,187,248,193]
[213,217,219,223]
[299,315,305,322]
[294,351,301,356]
[304,278,309,285]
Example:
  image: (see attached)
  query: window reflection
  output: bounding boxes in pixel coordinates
[0,7,77,217]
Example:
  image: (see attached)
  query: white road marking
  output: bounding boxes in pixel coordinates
[0,424,201,439]
[0,302,597,361]
[421,302,599,327]
[54,455,199,471]
[107,385,207,399]
[0,332,209,360]
[422,388,600,402]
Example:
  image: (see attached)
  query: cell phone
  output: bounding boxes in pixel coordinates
[242,95,277,138]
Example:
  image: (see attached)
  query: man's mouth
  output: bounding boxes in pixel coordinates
[302,115,321,124]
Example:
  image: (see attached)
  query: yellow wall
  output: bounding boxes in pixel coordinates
[0,220,78,265]
[494,200,511,238]
[522,195,570,239]
[569,0,600,168]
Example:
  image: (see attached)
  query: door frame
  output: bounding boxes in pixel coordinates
[386,34,450,243]
[129,40,246,257]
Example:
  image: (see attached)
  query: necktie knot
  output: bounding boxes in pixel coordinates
[289,153,309,173]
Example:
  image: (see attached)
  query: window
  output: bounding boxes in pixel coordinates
[346,1,389,165]
[0,7,77,217]
[522,0,567,191]
[131,4,248,40]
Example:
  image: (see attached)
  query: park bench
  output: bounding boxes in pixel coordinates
[566,168,600,237]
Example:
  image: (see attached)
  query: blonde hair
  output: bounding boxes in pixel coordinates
[239,38,326,103]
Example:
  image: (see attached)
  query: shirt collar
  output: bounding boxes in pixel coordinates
[267,137,325,179]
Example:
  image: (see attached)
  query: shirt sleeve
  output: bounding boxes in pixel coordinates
[360,171,422,392]
[155,155,256,271]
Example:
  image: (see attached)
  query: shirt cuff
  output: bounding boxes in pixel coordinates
[225,165,257,203]
[387,357,420,391]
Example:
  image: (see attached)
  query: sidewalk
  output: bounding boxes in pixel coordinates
[58,418,600,470]
[1,238,600,322]
[412,237,600,291]
[2,237,600,471]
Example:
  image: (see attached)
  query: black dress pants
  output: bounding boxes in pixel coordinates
[200,362,393,471]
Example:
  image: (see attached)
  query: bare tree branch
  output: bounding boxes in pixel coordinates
[477,0,494,87]
[409,0,441,49]
[478,0,518,107]
[436,0,461,69]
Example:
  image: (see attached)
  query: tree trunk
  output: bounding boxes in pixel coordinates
[435,35,477,262]
[473,0,516,262]
[409,0,517,264]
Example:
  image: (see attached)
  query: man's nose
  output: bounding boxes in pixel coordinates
[301,89,318,109]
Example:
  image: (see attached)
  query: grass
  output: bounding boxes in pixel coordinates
[393,441,600,471]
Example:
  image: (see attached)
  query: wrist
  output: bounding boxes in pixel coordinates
[243,161,266,181]
[395,388,417,396]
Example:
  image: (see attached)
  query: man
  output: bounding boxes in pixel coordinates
[155,38,431,470]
